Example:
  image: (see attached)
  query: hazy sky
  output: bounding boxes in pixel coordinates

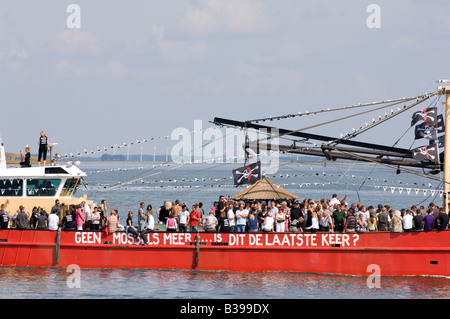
[1,0,449,160]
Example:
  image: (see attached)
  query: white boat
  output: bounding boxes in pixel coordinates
[0,138,91,214]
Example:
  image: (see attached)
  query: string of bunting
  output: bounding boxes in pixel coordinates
[58,128,206,160]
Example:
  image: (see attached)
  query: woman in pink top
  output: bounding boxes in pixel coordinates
[76,206,85,230]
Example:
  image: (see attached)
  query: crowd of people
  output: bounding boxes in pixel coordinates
[1,193,449,236]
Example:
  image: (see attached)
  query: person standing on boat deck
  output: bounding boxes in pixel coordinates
[198,202,206,227]
[235,201,248,233]
[262,211,274,232]
[226,202,236,232]
[367,213,378,232]
[99,199,107,226]
[412,210,424,231]
[166,212,178,232]
[146,204,154,228]
[189,205,200,233]
[402,210,413,232]
[76,204,85,231]
[355,213,367,233]
[16,205,29,230]
[289,201,303,232]
[36,210,48,230]
[51,199,61,220]
[275,205,286,233]
[137,202,146,231]
[90,207,101,231]
[329,193,347,210]
[82,201,91,230]
[279,201,290,232]
[217,196,226,231]
[344,208,356,233]
[172,199,181,219]
[157,201,171,225]
[0,205,9,229]
[269,200,278,219]
[30,206,39,229]
[37,131,48,167]
[377,207,390,231]
[19,146,31,168]
[332,204,346,233]
[319,203,331,232]
[204,209,218,232]
[61,209,75,231]
[390,210,403,233]
[48,208,59,231]
[248,214,258,232]
[436,208,449,231]
[178,204,189,232]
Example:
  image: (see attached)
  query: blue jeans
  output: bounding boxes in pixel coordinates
[190,226,198,233]
[235,224,246,232]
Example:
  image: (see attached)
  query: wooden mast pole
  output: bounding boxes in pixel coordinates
[444,86,450,214]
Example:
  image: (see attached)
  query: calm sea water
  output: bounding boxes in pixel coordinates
[1,161,449,300]
[0,266,449,299]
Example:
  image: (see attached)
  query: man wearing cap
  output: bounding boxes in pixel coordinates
[289,201,303,232]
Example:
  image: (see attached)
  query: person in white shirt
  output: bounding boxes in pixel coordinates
[356,206,370,223]
[90,208,101,231]
[263,212,274,232]
[269,201,279,217]
[328,193,347,210]
[402,210,414,232]
[178,205,190,232]
[82,201,91,230]
[48,209,60,231]
[235,202,248,233]
[226,202,236,232]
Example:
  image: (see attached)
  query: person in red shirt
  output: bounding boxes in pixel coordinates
[189,205,200,233]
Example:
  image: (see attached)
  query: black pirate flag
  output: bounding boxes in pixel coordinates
[415,122,438,140]
[233,161,261,186]
[411,144,439,163]
[411,107,438,126]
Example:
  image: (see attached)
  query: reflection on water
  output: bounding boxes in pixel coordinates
[0,267,449,299]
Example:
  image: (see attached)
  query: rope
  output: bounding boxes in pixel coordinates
[248,95,422,123]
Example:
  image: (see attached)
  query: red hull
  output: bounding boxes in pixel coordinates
[0,229,449,277]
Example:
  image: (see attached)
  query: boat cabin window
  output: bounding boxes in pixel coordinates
[0,179,23,196]
[60,178,80,197]
[26,178,61,197]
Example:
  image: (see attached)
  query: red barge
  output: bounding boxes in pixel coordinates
[2,85,450,277]
[0,229,449,277]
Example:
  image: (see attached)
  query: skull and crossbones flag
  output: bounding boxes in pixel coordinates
[411,144,439,163]
[414,122,438,140]
[411,107,438,126]
[233,161,261,186]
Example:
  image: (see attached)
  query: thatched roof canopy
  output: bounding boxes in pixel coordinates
[230,177,299,201]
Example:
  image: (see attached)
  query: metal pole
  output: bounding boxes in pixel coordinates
[444,86,450,213]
